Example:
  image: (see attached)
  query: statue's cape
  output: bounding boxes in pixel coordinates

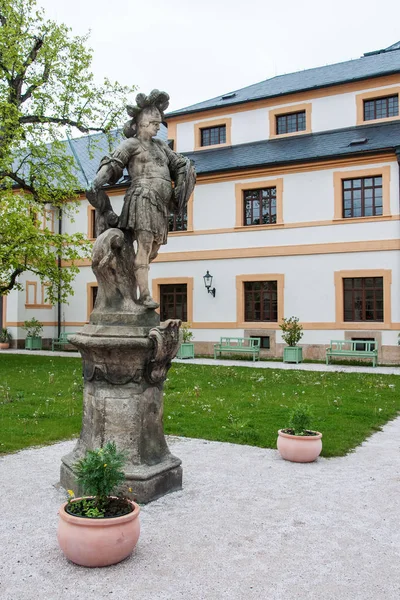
[175,159,196,215]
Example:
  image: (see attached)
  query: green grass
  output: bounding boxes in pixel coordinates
[0,355,399,457]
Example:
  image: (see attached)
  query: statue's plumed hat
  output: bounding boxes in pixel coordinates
[123,90,170,138]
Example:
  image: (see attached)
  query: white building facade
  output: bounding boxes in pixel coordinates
[3,43,400,363]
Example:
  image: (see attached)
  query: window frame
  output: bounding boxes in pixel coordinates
[363,95,399,121]
[235,178,283,228]
[194,118,232,150]
[236,274,284,329]
[334,270,392,329]
[87,282,98,321]
[159,283,188,322]
[244,280,278,323]
[269,103,312,138]
[168,193,194,234]
[88,205,97,240]
[25,281,52,308]
[243,186,278,226]
[341,175,383,219]
[276,110,307,135]
[152,277,194,323]
[333,166,391,221]
[356,87,400,125]
[343,276,384,322]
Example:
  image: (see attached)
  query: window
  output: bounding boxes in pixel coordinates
[87,283,98,320]
[91,286,98,311]
[342,176,383,218]
[200,125,226,147]
[269,103,311,138]
[235,179,283,227]
[160,284,187,321]
[276,111,306,135]
[351,337,377,351]
[363,95,399,121]
[356,88,400,125]
[168,207,187,232]
[244,281,278,322]
[90,208,97,239]
[343,277,383,322]
[251,335,270,349]
[243,187,277,226]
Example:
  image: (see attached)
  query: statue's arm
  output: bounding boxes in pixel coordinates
[86,140,135,233]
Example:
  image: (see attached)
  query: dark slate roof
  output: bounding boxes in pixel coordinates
[183,121,400,175]
[167,43,400,117]
[30,122,399,189]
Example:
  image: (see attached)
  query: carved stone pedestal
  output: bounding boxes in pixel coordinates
[60,319,182,503]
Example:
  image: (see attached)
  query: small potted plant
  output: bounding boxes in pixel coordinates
[23,318,43,350]
[177,322,195,359]
[280,316,303,363]
[277,402,322,463]
[0,327,12,349]
[57,441,140,567]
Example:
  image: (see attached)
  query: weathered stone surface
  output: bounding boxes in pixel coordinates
[61,320,183,503]
[60,90,195,503]
[86,90,196,308]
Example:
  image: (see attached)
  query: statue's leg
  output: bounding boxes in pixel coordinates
[135,231,159,309]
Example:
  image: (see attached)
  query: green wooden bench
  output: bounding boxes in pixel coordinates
[51,332,77,352]
[326,340,378,367]
[214,337,261,362]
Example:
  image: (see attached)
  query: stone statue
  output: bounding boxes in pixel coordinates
[60,91,196,503]
[86,89,196,310]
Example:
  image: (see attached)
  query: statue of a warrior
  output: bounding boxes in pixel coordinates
[86,89,196,309]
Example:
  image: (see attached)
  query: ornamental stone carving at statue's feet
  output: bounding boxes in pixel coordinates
[60,89,196,503]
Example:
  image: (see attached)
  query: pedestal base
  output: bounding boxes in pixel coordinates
[60,460,182,504]
[59,321,183,504]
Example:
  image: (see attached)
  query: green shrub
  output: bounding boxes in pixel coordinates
[288,403,314,435]
[74,441,126,501]
[280,316,303,347]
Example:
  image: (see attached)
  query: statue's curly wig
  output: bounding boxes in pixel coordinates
[123,89,170,138]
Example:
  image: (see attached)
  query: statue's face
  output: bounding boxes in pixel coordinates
[137,108,162,138]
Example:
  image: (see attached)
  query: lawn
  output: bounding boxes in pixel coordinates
[0,355,398,457]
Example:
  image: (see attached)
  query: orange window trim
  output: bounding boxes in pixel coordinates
[356,86,400,125]
[235,178,283,227]
[236,274,284,329]
[194,118,232,151]
[151,277,194,323]
[269,103,312,138]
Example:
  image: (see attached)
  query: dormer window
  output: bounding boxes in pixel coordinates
[200,125,226,147]
[276,110,306,135]
[363,95,399,121]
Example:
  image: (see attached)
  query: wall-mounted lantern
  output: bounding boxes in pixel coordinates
[203,270,216,297]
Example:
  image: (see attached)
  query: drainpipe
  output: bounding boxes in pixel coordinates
[57,207,62,338]
[395,147,400,212]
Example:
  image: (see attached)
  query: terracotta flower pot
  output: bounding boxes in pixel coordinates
[277,429,322,463]
[0,342,10,350]
[57,497,140,567]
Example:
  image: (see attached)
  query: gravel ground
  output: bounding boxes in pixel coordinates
[1,420,400,600]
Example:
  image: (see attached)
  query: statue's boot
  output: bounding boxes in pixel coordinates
[135,264,159,309]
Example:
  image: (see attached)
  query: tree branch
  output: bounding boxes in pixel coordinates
[0,267,24,294]
[1,171,41,201]
[20,61,51,103]
[19,115,107,133]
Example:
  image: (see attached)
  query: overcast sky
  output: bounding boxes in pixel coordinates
[38,0,400,113]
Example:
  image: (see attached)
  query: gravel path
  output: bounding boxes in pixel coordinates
[1,420,400,600]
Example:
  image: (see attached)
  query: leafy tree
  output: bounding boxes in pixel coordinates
[0,0,135,302]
